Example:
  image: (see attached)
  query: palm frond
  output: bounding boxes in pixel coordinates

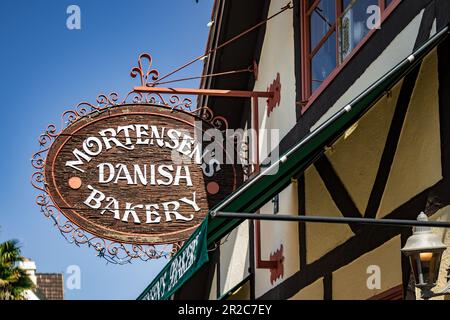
[0,240,34,300]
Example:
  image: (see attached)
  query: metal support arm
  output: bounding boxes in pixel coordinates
[133,86,273,98]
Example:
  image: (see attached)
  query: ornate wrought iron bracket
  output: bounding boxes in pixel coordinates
[131,54,284,278]
[31,52,280,264]
[131,53,277,100]
[30,53,240,264]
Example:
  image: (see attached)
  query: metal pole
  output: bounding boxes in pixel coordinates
[214,212,450,229]
[248,219,256,300]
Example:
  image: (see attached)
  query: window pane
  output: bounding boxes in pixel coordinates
[339,0,378,61]
[310,0,336,50]
[311,32,336,93]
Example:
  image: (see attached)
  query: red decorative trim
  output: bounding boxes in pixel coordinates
[267,73,281,117]
[254,217,284,283]
[269,244,285,284]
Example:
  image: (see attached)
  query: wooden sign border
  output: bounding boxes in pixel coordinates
[33,102,239,251]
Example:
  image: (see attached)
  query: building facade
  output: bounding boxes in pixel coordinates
[19,259,64,300]
[139,0,450,300]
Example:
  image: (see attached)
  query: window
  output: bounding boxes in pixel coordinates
[301,0,399,106]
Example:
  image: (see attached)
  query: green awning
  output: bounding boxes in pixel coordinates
[137,216,209,300]
[137,25,448,300]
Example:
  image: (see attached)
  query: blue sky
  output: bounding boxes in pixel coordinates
[0,0,213,299]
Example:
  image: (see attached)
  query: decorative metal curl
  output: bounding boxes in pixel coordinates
[130,53,160,87]
[31,151,46,170]
[97,92,119,109]
[211,115,228,131]
[32,187,176,264]
[168,95,193,111]
[31,172,46,193]
[193,106,229,131]
[122,91,165,105]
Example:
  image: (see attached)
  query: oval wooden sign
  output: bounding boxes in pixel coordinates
[44,104,237,244]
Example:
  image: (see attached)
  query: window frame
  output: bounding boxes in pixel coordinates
[300,0,402,114]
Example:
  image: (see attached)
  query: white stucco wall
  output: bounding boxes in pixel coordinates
[249,0,300,298]
[255,182,300,298]
[18,259,39,300]
[254,0,297,162]
[218,221,250,298]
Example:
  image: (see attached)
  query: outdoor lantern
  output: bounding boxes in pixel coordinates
[401,213,448,298]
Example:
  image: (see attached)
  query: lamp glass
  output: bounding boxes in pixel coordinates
[409,251,443,288]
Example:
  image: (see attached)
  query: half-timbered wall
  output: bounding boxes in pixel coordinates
[175,0,450,300]
[252,0,449,300]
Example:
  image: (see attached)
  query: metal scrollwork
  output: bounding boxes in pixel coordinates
[130,53,159,87]
[31,52,231,264]
[31,94,185,264]
[193,106,229,131]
